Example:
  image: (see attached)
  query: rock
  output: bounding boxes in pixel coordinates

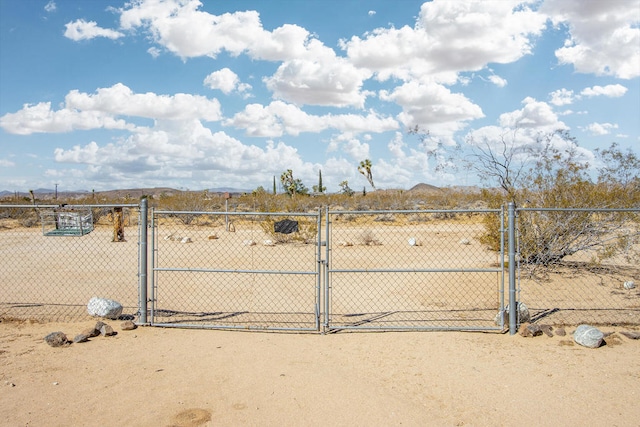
[242,239,256,246]
[121,320,137,331]
[623,281,635,290]
[87,297,123,319]
[82,326,101,338]
[519,323,542,337]
[495,302,531,325]
[338,241,353,247]
[539,324,554,337]
[620,331,640,340]
[73,334,89,343]
[262,239,275,246]
[99,324,116,337]
[459,238,471,245]
[180,237,192,244]
[44,332,70,347]
[573,324,604,348]
[207,234,219,240]
[555,328,566,337]
[408,237,421,246]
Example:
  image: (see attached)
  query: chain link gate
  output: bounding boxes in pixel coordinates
[324,208,506,332]
[150,209,322,331]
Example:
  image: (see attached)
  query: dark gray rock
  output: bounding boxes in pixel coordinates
[620,331,640,340]
[573,324,604,348]
[99,324,116,337]
[73,334,89,343]
[44,332,70,347]
[519,323,542,337]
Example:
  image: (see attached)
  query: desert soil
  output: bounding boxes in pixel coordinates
[1,319,639,427]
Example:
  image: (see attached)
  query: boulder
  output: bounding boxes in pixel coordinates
[87,297,123,319]
[573,324,604,348]
[44,332,70,347]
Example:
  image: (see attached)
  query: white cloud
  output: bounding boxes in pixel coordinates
[580,84,628,98]
[585,122,618,136]
[203,68,252,95]
[64,83,222,122]
[368,11,376,17]
[488,74,508,88]
[44,1,56,13]
[380,81,484,140]
[0,159,16,167]
[0,102,135,135]
[225,101,398,137]
[64,19,124,41]
[51,120,321,190]
[343,0,547,83]
[499,97,567,131]
[549,88,575,106]
[543,0,640,79]
[0,84,222,135]
[119,2,311,61]
[264,40,373,108]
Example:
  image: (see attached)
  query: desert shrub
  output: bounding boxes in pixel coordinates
[477,136,640,267]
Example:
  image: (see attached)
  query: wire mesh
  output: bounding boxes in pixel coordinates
[151,210,321,331]
[0,205,141,321]
[516,208,640,326]
[326,209,505,331]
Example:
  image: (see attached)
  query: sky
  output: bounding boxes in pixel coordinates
[0,0,639,193]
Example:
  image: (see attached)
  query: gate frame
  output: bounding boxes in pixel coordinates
[323,207,506,333]
[149,208,323,332]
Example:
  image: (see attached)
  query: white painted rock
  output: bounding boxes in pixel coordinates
[87,297,123,319]
[623,281,635,290]
[573,324,604,348]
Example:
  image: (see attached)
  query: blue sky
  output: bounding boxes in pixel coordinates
[1,0,638,193]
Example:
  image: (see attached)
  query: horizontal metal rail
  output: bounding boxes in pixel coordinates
[329,268,502,274]
[154,210,319,217]
[154,267,316,275]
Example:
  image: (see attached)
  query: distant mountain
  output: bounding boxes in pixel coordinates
[408,183,442,193]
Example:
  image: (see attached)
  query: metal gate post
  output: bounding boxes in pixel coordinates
[138,197,148,324]
[508,202,517,334]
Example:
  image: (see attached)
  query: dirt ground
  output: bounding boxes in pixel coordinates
[1,319,639,427]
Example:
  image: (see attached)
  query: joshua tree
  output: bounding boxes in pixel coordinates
[358,159,375,190]
[313,170,326,193]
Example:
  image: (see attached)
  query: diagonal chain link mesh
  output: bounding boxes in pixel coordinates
[516,208,640,326]
[326,210,505,331]
[0,205,141,321]
[151,211,320,331]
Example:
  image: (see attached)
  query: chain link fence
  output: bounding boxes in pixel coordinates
[325,209,506,331]
[0,204,142,321]
[2,202,638,332]
[516,208,640,326]
[150,210,321,331]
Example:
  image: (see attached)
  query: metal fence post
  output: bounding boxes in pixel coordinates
[138,197,148,324]
[508,202,517,335]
